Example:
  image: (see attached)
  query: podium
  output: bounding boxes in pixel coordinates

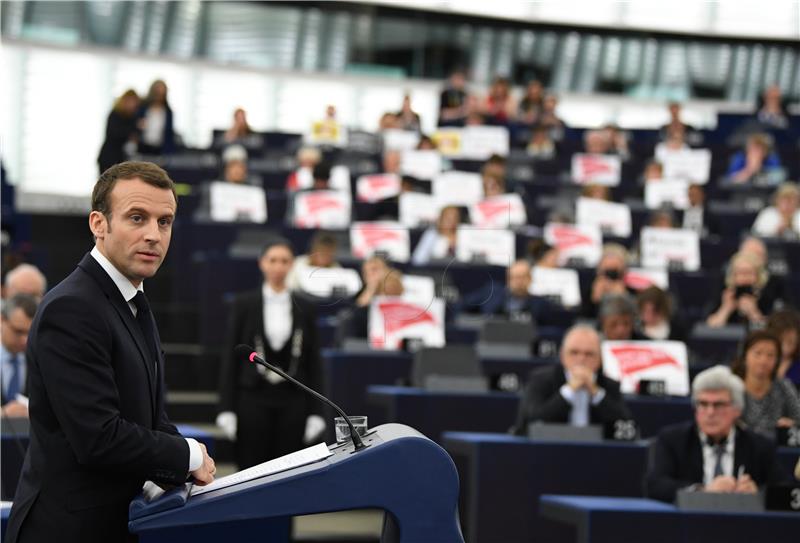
[128,424,464,543]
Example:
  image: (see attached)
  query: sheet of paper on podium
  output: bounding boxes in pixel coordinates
[191,442,332,497]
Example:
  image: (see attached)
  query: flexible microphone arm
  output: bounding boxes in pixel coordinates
[234,344,369,452]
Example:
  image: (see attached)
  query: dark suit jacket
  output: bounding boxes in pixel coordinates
[218,289,322,417]
[7,254,188,543]
[645,421,789,503]
[511,364,631,435]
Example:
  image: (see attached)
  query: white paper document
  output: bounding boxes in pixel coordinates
[191,442,332,496]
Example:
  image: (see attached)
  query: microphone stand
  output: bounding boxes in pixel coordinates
[239,345,369,452]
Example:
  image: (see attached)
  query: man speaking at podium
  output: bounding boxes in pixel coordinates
[7,162,216,543]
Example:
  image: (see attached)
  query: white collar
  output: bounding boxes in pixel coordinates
[262,283,290,301]
[91,246,143,303]
[699,426,736,448]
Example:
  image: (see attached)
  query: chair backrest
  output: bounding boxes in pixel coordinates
[411,345,481,388]
[479,319,537,345]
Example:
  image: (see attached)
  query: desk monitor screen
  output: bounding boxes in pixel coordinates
[676,488,764,513]
[526,423,603,443]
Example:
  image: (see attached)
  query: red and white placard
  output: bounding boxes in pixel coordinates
[544,222,603,267]
[292,190,351,229]
[469,194,527,228]
[350,221,410,262]
[369,297,445,350]
[602,340,689,396]
[571,153,621,186]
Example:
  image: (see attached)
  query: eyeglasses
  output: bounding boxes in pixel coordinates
[695,400,732,411]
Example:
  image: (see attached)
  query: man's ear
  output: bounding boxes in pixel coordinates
[89,211,107,240]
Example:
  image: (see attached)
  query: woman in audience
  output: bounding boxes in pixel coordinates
[642,160,663,182]
[636,286,686,342]
[412,206,460,265]
[756,85,790,130]
[766,310,800,388]
[526,124,556,160]
[752,182,800,239]
[527,239,560,268]
[396,94,421,132]
[581,184,611,201]
[223,107,254,143]
[137,79,175,154]
[337,262,404,343]
[726,133,783,185]
[97,89,140,173]
[483,76,516,124]
[538,93,564,140]
[731,330,800,438]
[286,231,342,292]
[285,147,322,191]
[582,243,630,318]
[706,251,774,328]
[517,80,544,125]
[654,124,689,161]
[221,145,260,185]
[481,155,507,197]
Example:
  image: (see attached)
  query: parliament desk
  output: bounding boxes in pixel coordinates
[442,432,650,543]
[323,350,557,429]
[367,386,696,443]
[539,495,800,543]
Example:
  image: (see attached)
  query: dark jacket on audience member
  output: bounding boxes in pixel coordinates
[97,110,139,173]
[218,289,321,468]
[511,364,631,435]
[645,421,788,503]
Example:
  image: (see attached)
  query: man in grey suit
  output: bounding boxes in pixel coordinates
[7,161,216,543]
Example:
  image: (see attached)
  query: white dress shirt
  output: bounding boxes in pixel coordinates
[263,284,293,351]
[700,427,736,485]
[90,247,202,471]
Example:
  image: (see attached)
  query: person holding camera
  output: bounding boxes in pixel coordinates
[581,244,631,319]
[706,251,774,328]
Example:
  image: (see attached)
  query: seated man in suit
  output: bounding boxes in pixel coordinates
[645,365,788,503]
[1,293,38,418]
[511,325,631,434]
[463,259,556,324]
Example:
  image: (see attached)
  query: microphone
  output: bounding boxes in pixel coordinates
[234,344,369,452]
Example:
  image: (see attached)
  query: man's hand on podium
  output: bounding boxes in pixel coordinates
[191,443,216,486]
[303,415,326,444]
[216,411,237,440]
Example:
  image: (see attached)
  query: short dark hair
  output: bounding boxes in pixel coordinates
[637,286,672,318]
[93,161,177,218]
[766,309,800,359]
[731,330,782,381]
[310,231,338,250]
[2,293,39,320]
[599,293,637,320]
[260,237,295,258]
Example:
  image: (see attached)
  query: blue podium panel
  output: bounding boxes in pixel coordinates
[367,387,696,444]
[442,433,650,543]
[539,495,800,543]
[129,424,463,543]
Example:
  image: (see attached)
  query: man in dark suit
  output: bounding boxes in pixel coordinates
[511,325,631,434]
[216,240,325,469]
[646,365,788,502]
[1,293,38,418]
[7,162,216,543]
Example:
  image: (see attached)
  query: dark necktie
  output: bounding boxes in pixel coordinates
[708,436,727,478]
[132,291,158,373]
[6,354,21,400]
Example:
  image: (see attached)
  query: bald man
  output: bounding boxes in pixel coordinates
[511,325,631,434]
[4,264,47,300]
